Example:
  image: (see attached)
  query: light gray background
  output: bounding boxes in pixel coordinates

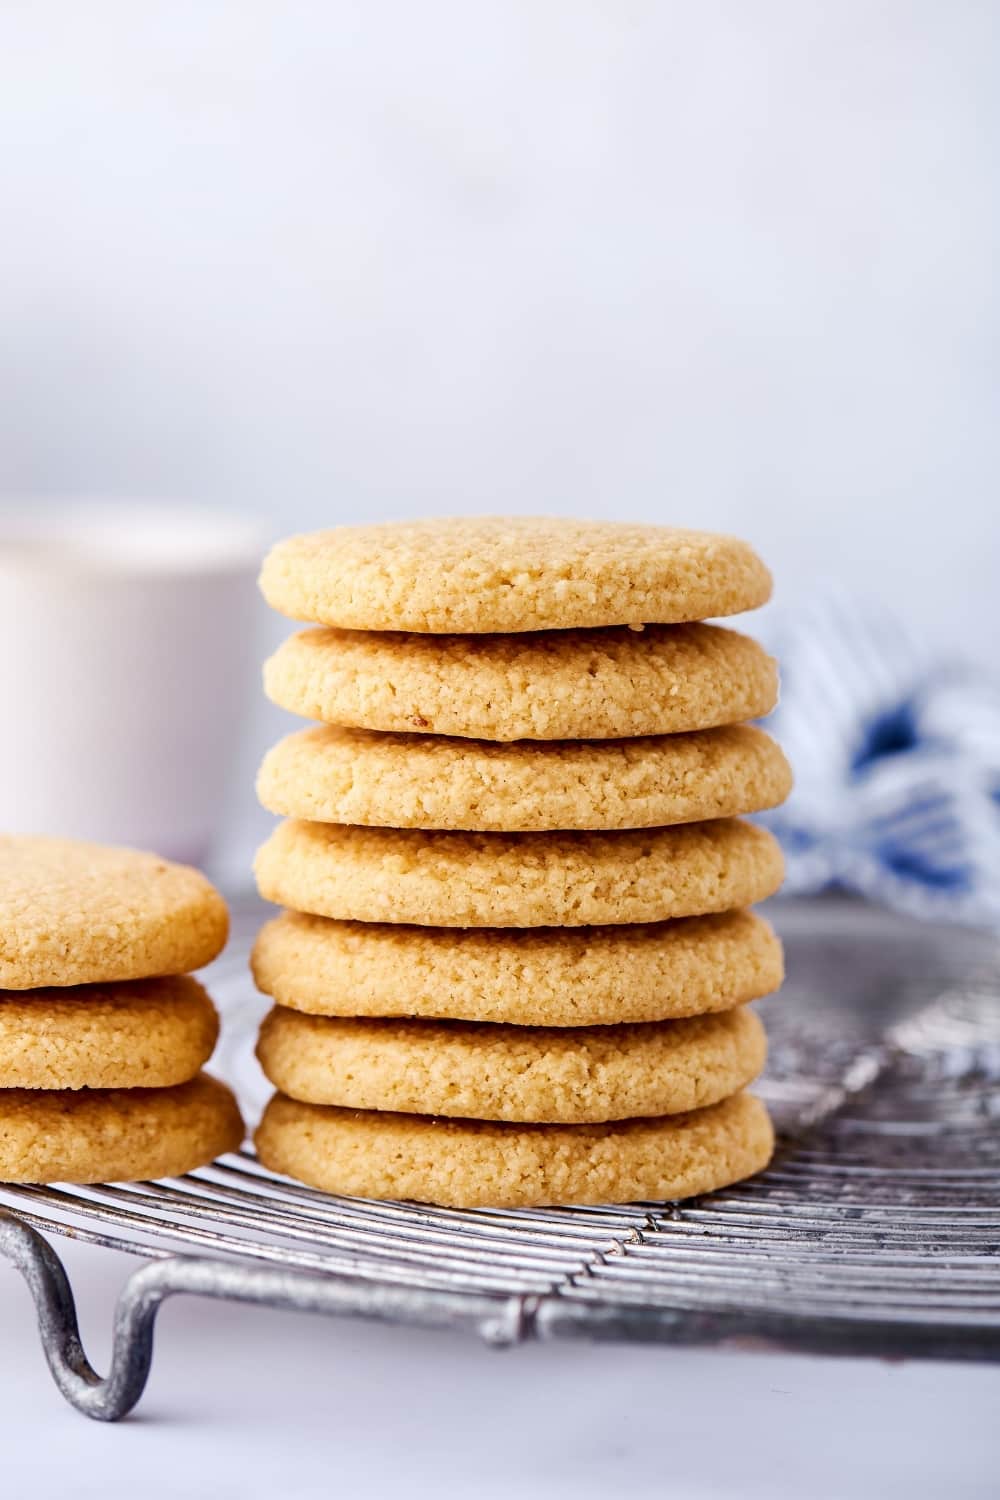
[1,4,998,1492]
[4,0,998,876]
[1,0,997,651]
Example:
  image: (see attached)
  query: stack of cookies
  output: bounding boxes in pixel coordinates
[251,517,790,1208]
[0,836,244,1183]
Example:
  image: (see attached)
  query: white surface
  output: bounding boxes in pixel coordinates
[1,1234,997,1499]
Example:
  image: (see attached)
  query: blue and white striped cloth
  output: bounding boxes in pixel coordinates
[754,594,1000,928]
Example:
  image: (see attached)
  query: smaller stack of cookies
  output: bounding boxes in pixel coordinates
[0,836,244,1183]
[251,517,790,1208]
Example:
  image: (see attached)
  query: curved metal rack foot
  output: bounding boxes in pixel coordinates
[2,898,999,1421]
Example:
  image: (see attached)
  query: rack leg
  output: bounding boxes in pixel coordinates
[0,1207,529,1421]
[0,1208,157,1420]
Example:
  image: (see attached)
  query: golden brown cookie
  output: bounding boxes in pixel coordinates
[264,623,777,742]
[256,723,792,832]
[0,1073,244,1183]
[0,976,219,1090]
[251,908,783,1025]
[259,516,772,633]
[254,1090,774,1207]
[0,836,229,989]
[254,817,784,928]
[255,1005,766,1124]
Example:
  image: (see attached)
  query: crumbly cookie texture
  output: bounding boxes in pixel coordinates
[251,908,783,1025]
[0,976,219,1090]
[259,516,772,633]
[256,1005,766,1124]
[254,817,784,928]
[255,1091,774,1207]
[0,1073,244,1184]
[0,836,229,989]
[264,623,778,742]
[257,723,792,832]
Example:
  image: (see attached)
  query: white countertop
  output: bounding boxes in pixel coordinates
[2,1233,996,1500]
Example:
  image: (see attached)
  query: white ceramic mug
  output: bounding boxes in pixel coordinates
[0,502,264,864]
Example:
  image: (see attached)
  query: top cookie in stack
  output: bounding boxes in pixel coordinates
[251,517,790,1208]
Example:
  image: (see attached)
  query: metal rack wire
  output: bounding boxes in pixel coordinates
[1,896,998,1420]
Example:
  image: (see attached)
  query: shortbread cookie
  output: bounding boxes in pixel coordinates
[264,623,777,742]
[254,817,783,928]
[259,517,772,633]
[257,723,792,832]
[0,1073,244,1183]
[252,908,783,1025]
[256,1005,766,1124]
[254,1090,774,1207]
[0,836,229,989]
[0,976,219,1090]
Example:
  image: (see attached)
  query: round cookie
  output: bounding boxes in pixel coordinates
[254,1091,774,1207]
[0,976,219,1090]
[257,723,792,832]
[0,1073,244,1184]
[0,836,229,989]
[264,623,778,742]
[255,1005,767,1124]
[254,817,784,928]
[259,516,772,633]
[251,909,784,1026]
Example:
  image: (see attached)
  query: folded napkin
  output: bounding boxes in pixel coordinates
[755,594,1000,927]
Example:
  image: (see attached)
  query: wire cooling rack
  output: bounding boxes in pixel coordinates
[1,895,999,1420]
